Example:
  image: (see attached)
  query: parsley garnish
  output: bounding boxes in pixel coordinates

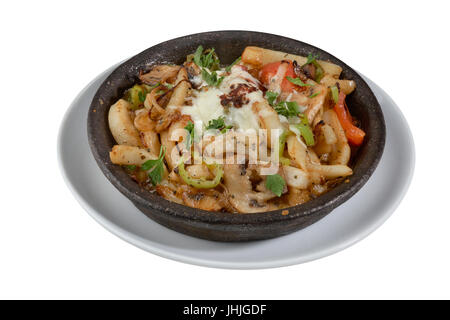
[225,56,241,72]
[305,53,319,65]
[141,146,166,186]
[267,91,302,118]
[125,165,136,171]
[274,101,301,118]
[184,121,195,148]
[193,46,220,70]
[265,174,286,197]
[267,90,307,119]
[205,116,233,133]
[286,76,314,87]
[193,45,204,68]
[193,45,224,87]
[201,69,224,87]
[265,91,279,106]
[309,92,320,98]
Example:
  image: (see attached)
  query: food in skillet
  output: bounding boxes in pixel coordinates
[108,46,365,213]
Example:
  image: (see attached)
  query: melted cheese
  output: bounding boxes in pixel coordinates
[228,104,260,131]
[181,66,263,132]
[182,88,225,125]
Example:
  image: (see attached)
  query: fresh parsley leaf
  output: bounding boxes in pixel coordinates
[201,69,224,87]
[148,162,164,185]
[193,46,220,70]
[206,116,233,133]
[206,116,225,130]
[286,76,314,87]
[305,53,319,65]
[125,165,136,171]
[203,49,214,67]
[141,146,166,186]
[193,46,224,86]
[225,56,241,72]
[202,49,220,70]
[184,121,195,148]
[274,101,301,118]
[265,174,286,197]
[309,92,320,98]
[265,91,279,106]
[193,45,204,67]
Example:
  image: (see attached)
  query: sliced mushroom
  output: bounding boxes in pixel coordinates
[302,63,316,80]
[293,60,309,82]
[139,65,180,85]
[185,61,200,75]
[223,164,280,213]
[149,68,190,133]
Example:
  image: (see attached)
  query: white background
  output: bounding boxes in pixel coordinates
[1,0,449,299]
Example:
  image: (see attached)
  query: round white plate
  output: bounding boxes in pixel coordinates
[58,66,415,269]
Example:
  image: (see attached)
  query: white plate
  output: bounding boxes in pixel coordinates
[58,65,415,269]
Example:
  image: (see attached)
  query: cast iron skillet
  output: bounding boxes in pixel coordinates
[87,31,385,242]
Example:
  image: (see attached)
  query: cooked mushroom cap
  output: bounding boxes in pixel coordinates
[139,65,181,85]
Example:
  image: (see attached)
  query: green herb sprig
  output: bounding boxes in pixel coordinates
[201,69,224,87]
[194,46,220,70]
[265,91,302,118]
[265,91,279,106]
[193,45,224,87]
[286,76,314,87]
[265,174,286,197]
[205,116,233,133]
[141,146,166,186]
[274,101,301,118]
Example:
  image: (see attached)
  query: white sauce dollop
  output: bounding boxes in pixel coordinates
[181,66,264,132]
